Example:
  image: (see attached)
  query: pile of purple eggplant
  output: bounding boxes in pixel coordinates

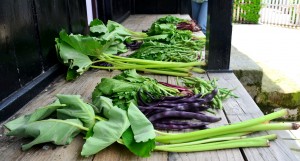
[137,88,221,131]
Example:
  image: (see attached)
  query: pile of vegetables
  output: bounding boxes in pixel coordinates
[128,41,202,62]
[128,16,205,62]
[92,70,227,130]
[55,16,206,81]
[146,15,201,33]
[4,93,299,157]
[6,16,297,158]
[4,70,300,157]
[4,94,156,157]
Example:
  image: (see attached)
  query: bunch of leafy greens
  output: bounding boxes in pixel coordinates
[129,41,203,62]
[5,94,156,157]
[92,69,179,109]
[153,15,188,25]
[128,15,205,63]
[55,19,205,81]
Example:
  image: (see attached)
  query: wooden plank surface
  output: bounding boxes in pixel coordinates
[207,72,264,115]
[167,74,244,161]
[207,72,299,161]
[0,14,297,161]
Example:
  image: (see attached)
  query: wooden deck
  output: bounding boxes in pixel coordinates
[0,15,298,161]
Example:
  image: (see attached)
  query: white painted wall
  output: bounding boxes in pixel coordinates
[86,0,93,25]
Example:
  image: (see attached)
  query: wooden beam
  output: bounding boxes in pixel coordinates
[206,0,233,71]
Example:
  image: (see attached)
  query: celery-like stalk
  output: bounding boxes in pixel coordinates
[231,122,300,133]
[155,138,270,152]
[155,109,287,143]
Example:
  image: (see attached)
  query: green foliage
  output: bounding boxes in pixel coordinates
[5,93,157,157]
[4,100,64,131]
[81,96,130,156]
[92,69,179,109]
[7,119,83,150]
[234,0,262,24]
[129,41,204,62]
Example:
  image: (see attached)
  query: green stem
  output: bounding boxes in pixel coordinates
[95,115,107,121]
[109,54,206,66]
[155,130,173,136]
[155,138,269,152]
[139,68,191,77]
[157,136,247,149]
[47,119,89,131]
[92,62,202,70]
[192,67,206,73]
[232,122,300,133]
[155,109,287,144]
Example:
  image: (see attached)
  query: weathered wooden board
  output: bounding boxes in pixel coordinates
[167,74,244,161]
[0,15,298,161]
[0,70,116,161]
[227,113,299,161]
[207,72,298,161]
[207,72,264,115]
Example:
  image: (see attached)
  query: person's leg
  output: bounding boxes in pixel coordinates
[191,1,201,22]
[198,1,208,34]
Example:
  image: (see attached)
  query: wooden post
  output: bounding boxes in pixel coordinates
[206,0,233,71]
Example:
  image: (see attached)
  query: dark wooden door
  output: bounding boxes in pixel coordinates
[0,0,88,122]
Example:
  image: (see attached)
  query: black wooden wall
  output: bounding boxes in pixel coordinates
[131,0,191,14]
[93,0,191,23]
[0,0,88,121]
[0,0,233,121]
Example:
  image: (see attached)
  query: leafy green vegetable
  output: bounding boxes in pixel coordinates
[56,94,95,129]
[55,39,93,80]
[7,119,84,150]
[55,19,205,81]
[92,70,179,109]
[122,127,156,157]
[153,15,187,25]
[129,41,202,62]
[4,100,65,131]
[127,102,155,142]
[81,96,130,156]
[92,78,140,109]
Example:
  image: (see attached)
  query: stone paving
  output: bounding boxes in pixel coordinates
[230,24,300,120]
[230,24,300,160]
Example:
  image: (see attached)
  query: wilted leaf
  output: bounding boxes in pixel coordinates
[122,127,155,157]
[56,94,95,129]
[81,97,130,156]
[4,100,64,131]
[127,102,156,142]
[7,119,83,150]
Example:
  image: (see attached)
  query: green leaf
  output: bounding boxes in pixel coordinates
[4,100,64,131]
[7,119,83,150]
[93,78,140,96]
[122,127,155,157]
[106,20,132,36]
[59,30,105,57]
[56,94,95,129]
[92,96,114,116]
[81,97,130,156]
[55,38,93,75]
[89,19,108,35]
[66,68,80,81]
[127,102,156,142]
